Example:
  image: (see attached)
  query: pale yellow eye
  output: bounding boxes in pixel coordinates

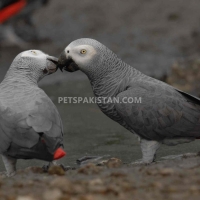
[80,49,87,54]
[31,51,37,55]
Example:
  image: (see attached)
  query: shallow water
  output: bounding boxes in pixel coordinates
[0,79,200,171]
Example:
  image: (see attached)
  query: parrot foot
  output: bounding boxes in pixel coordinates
[0,171,16,177]
[130,138,160,166]
[1,154,17,177]
[0,171,16,178]
[42,161,70,172]
[131,159,153,166]
[42,161,57,172]
[42,165,49,172]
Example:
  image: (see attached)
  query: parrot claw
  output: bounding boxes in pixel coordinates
[42,164,49,172]
[130,159,153,166]
[42,161,72,172]
[0,171,16,177]
[59,164,68,171]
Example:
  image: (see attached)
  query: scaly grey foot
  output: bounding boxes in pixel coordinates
[42,161,69,172]
[131,138,160,165]
[1,154,17,177]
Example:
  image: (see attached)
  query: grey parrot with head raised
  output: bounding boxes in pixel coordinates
[58,38,200,164]
[0,50,66,176]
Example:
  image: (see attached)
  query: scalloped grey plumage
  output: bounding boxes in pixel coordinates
[0,51,64,176]
[63,38,200,164]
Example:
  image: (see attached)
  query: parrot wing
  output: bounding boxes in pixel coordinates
[115,80,200,140]
[0,90,63,155]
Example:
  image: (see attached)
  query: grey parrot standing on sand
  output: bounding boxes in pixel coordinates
[0,50,66,176]
[58,38,200,164]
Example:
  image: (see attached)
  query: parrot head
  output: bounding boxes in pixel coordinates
[57,38,120,80]
[8,50,59,82]
[57,41,97,73]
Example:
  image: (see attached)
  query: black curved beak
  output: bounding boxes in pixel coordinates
[57,51,79,72]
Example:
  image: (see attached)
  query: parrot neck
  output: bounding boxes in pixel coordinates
[88,59,140,98]
[3,69,40,86]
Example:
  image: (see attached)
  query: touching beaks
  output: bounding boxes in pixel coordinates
[57,51,68,72]
[57,51,79,73]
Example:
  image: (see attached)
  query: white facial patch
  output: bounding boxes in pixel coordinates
[21,50,48,59]
[76,45,96,56]
[65,45,97,67]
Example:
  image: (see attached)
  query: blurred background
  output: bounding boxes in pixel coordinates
[1,0,200,170]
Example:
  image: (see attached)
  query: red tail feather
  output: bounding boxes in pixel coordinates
[0,0,27,24]
[53,148,66,160]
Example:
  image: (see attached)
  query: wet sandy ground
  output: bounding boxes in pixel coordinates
[1,0,200,199]
[1,154,200,200]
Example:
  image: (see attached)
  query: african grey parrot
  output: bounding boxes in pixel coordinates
[58,38,200,164]
[0,50,65,176]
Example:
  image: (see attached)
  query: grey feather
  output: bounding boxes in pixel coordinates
[61,38,200,163]
[64,38,200,141]
[0,51,63,161]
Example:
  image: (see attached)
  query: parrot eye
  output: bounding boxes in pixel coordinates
[31,51,37,55]
[80,49,87,54]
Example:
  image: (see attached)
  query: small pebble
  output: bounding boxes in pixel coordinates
[78,163,102,174]
[43,189,62,200]
[16,196,36,200]
[159,168,174,176]
[105,158,122,168]
[50,177,73,193]
[48,166,65,176]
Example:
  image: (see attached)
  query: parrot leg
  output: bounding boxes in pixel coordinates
[2,25,29,48]
[1,154,17,177]
[132,138,160,165]
[42,160,57,172]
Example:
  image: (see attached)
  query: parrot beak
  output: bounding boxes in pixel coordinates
[57,51,79,72]
[53,147,66,160]
[45,56,59,74]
